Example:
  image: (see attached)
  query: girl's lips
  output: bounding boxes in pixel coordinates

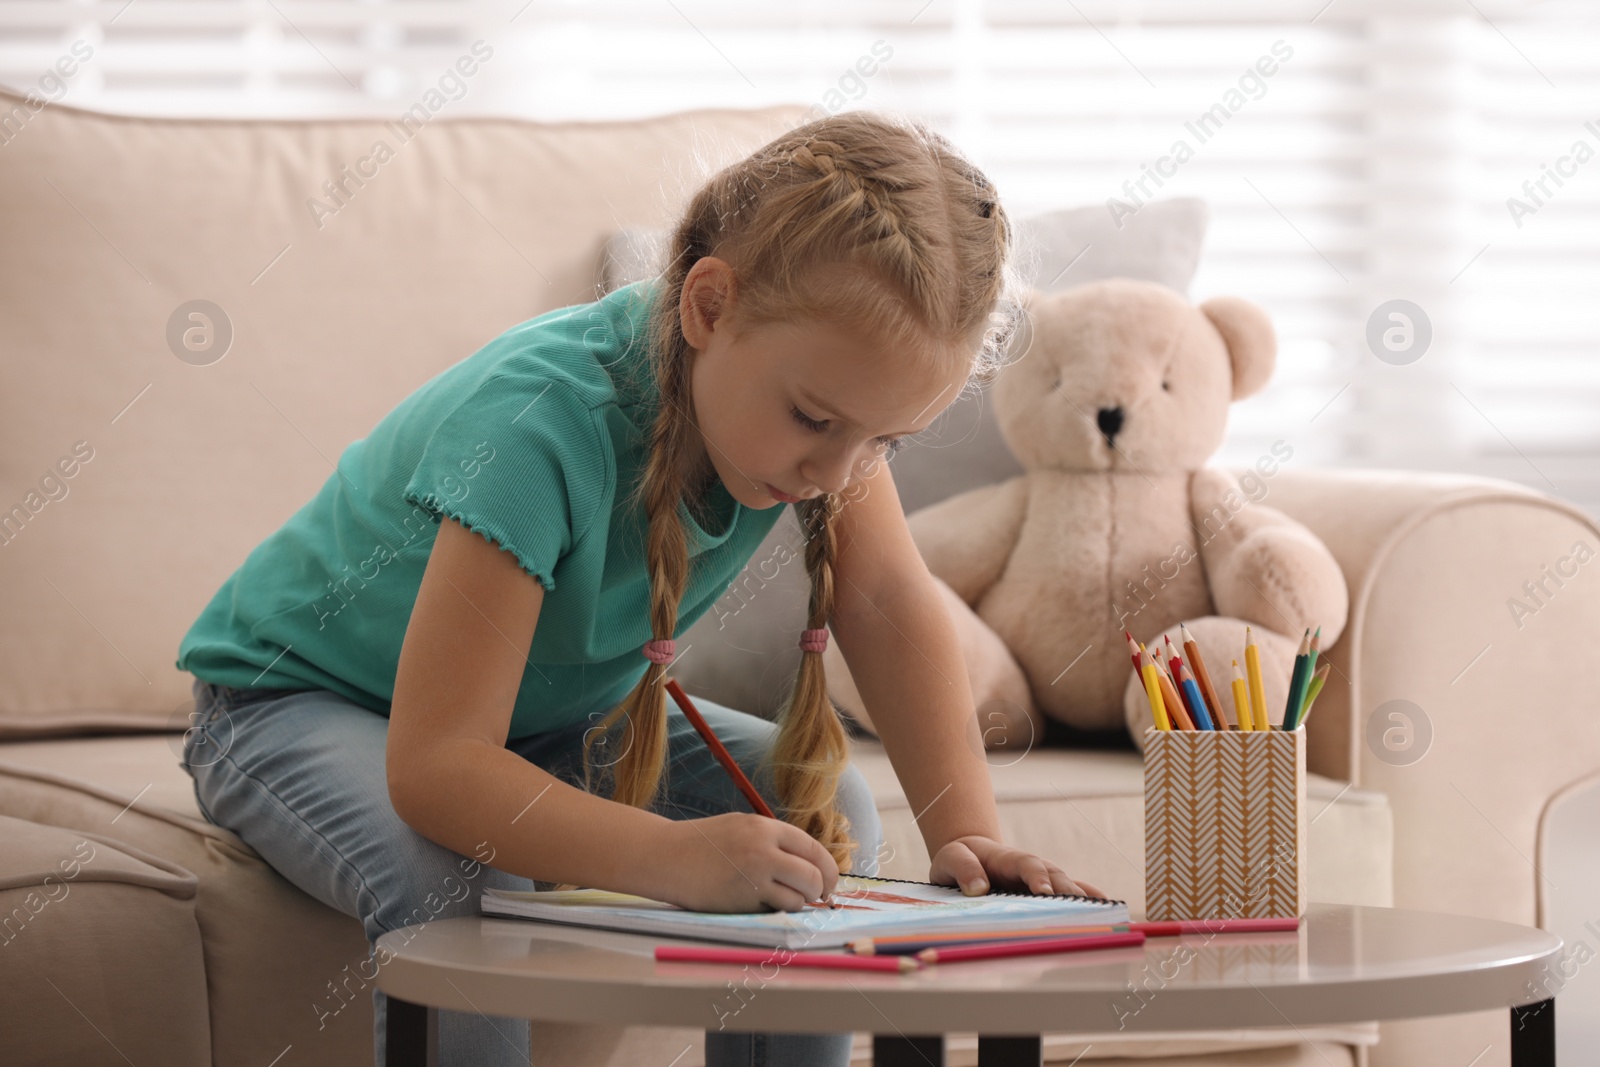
[765,482,802,503]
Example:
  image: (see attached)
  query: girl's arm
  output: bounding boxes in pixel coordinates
[385,516,838,913]
[829,462,1105,899]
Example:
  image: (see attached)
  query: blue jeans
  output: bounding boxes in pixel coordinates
[180,676,882,1067]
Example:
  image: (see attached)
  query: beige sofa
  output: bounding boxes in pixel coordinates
[0,87,1593,1067]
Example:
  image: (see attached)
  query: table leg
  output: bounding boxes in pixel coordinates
[873,1034,945,1066]
[385,994,438,1067]
[977,1034,1043,1066]
[1510,998,1554,1067]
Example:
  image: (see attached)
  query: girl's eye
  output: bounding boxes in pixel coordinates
[791,405,907,457]
[790,405,827,432]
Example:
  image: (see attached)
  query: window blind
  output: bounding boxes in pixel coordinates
[3,0,1594,516]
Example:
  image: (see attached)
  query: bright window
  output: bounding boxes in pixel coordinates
[7,0,1595,514]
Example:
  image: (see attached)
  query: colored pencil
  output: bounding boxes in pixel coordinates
[917,931,1145,964]
[655,945,919,973]
[1298,662,1332,726]
[1125,630,1144,674]
[1164,640,1206,729]
[1140,645,1171,731]
[665,678,776,819]
[663,680,841,907]
[1280,629,1311,729]
[1230,660,1252,731]
[1178,662,1214,730]
[1131,917,1300,936]
[1128,633,1168,730]
[1244,627,1270,731]
[854,926,1129,956]
[1181,623,1228,730]
[1167,646,1212,730]
[852,916,1298,956]
[1146,645,1194,729]
[1291,626,1322,729]
[858,926,1126,948]
[1167,651,1195,723]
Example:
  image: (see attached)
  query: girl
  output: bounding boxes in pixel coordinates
[177,109,1103,1067]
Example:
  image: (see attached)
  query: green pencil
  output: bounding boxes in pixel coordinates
[1280,628,1310,729]
[1298,662,1332,727]
[1292,625,1321,728]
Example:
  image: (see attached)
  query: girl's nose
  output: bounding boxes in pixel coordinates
[802,441,874,497]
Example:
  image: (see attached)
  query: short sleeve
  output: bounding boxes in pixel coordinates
[401,375,604,592]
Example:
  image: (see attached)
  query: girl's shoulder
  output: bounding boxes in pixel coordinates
[481,277,661,415]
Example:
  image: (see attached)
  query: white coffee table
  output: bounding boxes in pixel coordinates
[374,902,1561,1066]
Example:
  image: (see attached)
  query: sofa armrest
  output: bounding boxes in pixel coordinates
[0,814,212,1065]
[1223,465,1600,928]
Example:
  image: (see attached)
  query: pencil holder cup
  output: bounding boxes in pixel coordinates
[1142,726,1307,922]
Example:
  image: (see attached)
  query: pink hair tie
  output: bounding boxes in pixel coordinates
[642,638,676,664]
[798,628,829,654]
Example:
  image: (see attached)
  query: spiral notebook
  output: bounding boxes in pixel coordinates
[479,874,1129,950]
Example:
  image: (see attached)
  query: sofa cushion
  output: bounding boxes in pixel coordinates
[0,732,1392,916]
[0,813,210,1066]
[0,751,375,1067]
[0,86,812,738]
[0,731,1387,1063]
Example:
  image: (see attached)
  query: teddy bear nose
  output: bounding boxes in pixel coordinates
[1096,406,1124,442]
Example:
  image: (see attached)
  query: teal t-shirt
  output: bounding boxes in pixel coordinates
[175,278,787,739]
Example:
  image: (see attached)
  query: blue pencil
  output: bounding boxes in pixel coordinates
[1178,666,1214,730]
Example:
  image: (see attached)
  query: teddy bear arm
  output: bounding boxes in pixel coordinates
[905,476,1028,607]
[1191,471,1350,645]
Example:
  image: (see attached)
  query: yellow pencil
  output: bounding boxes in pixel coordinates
[1141,646,1171,730]
[1230,659,1252,731]
[1244,626,1270,732]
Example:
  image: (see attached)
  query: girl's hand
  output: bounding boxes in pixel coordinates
[930,835,1105,899]
[654,812,840,913]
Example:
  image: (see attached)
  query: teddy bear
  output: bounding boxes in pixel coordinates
[823,277,1350,749]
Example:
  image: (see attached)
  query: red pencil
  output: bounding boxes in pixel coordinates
[1152,652,1195,731]
[1124,630,1144,675]
[1133,917,1300,936]
[664,677,777,819]
[918,931,1145,963]
[655,944,919,973]
[855,915,1296,953]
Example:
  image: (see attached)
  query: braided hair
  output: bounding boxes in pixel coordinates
[584,110,1025,869]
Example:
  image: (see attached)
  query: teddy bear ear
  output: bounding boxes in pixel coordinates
[1200,296,1277,401]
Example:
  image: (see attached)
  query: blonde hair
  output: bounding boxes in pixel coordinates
[585,110,1024,870]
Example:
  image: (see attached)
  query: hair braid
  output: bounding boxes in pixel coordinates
[771,495,853,867]
[581,305,697,808]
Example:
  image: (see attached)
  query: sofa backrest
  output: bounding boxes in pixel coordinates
[0,87,809,736]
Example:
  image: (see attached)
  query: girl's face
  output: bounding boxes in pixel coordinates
[679,260,967,510]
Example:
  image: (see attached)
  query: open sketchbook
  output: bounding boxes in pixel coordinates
[479,874,1129,950]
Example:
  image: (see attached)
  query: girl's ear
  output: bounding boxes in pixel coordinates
[680,256,737,348]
